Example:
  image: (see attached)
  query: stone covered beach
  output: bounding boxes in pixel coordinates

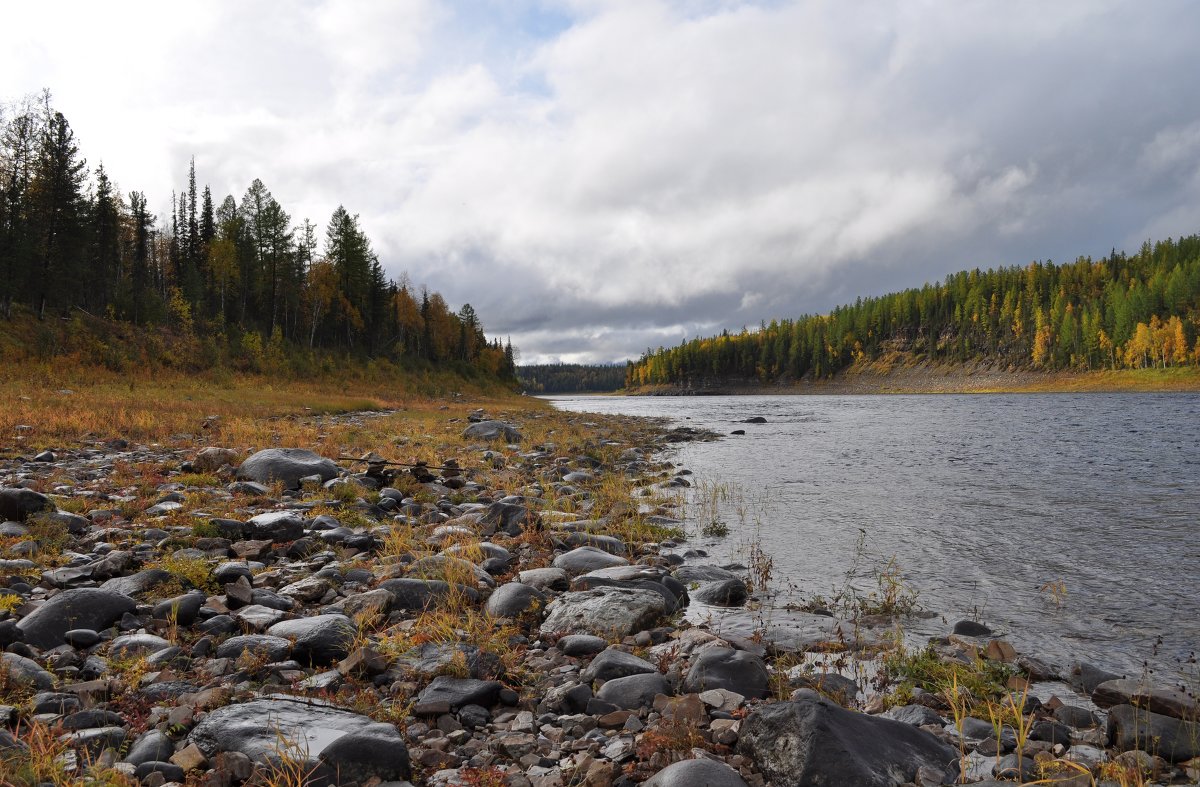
[0,403,1196,786]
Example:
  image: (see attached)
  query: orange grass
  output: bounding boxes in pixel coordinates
[0,365,518,452]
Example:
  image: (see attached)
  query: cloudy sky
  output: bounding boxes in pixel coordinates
[4,1,1199,363]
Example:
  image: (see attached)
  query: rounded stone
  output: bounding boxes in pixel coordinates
[644,758,749,787]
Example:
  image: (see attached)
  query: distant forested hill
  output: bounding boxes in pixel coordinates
[0,90,516,381]
[627,234,1200,388]
[518,363,627,393]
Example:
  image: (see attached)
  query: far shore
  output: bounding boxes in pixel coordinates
[621,361,1200,396]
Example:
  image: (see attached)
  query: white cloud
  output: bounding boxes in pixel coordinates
[4,0,1200,363]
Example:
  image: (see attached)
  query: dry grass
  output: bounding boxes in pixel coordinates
[0,721,140,787]
[0,363,520,453]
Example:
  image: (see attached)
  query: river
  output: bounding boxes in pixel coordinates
[547,393,1200,683]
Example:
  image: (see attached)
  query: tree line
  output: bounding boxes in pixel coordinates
[0,90,516,378]
[627,234,1200,387]
[517,363,627,393]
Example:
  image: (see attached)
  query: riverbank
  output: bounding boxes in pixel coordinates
[629,358,1200,395]
[0,393,1195,785]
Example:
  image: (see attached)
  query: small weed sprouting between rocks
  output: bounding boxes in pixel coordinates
[878,645,1012,714]
[147,553,217,594]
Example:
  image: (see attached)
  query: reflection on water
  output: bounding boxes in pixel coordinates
[549,393,1200,679]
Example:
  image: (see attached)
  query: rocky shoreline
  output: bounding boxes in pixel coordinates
[0,403,1196,786]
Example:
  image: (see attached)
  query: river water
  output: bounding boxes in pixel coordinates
[548,393,1200,682]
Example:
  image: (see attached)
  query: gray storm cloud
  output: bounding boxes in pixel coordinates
[4,0,1199,362]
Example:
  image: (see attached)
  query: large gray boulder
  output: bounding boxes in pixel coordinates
[644,758,749,787]
[1092,678,1199,720]
[189,696,406,778]
[540,587,666,638]
[581,647,658,683]
[461,421,522,442]
[684,647,770,699]
[216,635,293,663]
[485,582,546,618]
[552,546,629,575]
[267,615,356,666]
[690,578,749,607]
[0,488,54,522]
[595,672,669,710]
[481,501,533,536]
[318,725,411,782]
[17,588,136,650]
[379,578,478,610]
[738,695,958,786]
[561,532,627,555]
[101,569,173,597]
[247,511,306,542]
[122,730,176,766]
[415,676,503,711]
[236,448,339,490]
[1,653,54,689]
[1107,703,1200,762]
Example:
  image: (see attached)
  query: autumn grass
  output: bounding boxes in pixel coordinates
[879,644,1012,714]
[1003,365,1200,393]
[0,359,519,452]
[0,720,140,787]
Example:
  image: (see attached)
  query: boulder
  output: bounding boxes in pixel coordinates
[482,502,533,536]
[1092,678,1199,720]
[595,672,669,710]
[414,676,502,712]
[135,762,185,783]
[247,511,306,542]
[559,634,608,658]
[1,653,53,689]
[739,695,958,786]
[683,648,770,699]
[1107,703,1200,762]
[236,448,339,490]
[540,587,666,638]
[123,730,176,765]
[189,696,396,766]
[673,565,740,584]
[317,723,411,782]
[267,615,356,666]
[644,758,749,787]
[951,619,992,637]
[553,546,630,575]
[561,532,627,556]
[0,488,54,522]
[100,569,173,597]
[1069,661,1122,695]
[1053,704,1099,728]
[16,588,136,649]
[582,647,658,683]
[570,575,684,614]
[216,635,293,663]
[109,634,173,659]
[461,421,522,443]
[485,582,546,618]
[518,567,569,591]
[691,578,749,606]
[883,704,946,727]
[152,592,206,626]
[379,578,477,611]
